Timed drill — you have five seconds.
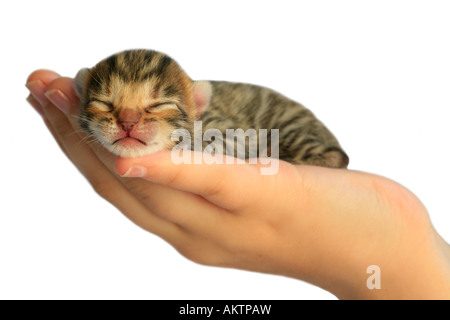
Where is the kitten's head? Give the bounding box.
[74,49,211,157]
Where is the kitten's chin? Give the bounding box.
[108,141,166,158]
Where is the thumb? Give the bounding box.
[115,150,263,210]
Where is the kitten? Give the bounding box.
[74,49,349,168]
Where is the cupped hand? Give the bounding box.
[26,70,450,299]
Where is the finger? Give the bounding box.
[28,71,191,247]
[26,69,61,85]
[115,151,264,211]
[41,77,218,231]
[44,77,117,173]
[43,78,236,235]
[25,71,69,158]
[26,94,45,118]
[44,77,79,115]
[42,77,232,230]
[41,99,116,192]
[25,70,61,106]
[103,180,188,245]
[43,115,70,160]
[41,99,183,242]
[123,176,232,236]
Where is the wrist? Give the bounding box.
[334,193,450,299]
[280,167,450,299]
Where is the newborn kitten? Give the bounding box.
[74,49,349,168]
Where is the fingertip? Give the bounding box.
[26,69,60,86]
[26,70,62,107]
[46,77,77,98]
[45,77,80,112]
[114,151,171,176]
[115,157,133,176]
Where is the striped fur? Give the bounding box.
[75,49,349,168]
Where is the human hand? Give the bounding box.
[26,70,450,299]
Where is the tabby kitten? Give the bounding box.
[74,49,349,168]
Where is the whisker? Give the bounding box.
[88,69,103,89]
[78,134,100,147]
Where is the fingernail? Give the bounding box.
[26,94,45,117]
[25,80,47,106]
[121,166,147,178]
[45,89,71,113]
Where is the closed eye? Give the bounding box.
[88,100,114,112]
[145,102,179,113]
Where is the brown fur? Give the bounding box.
[75,49,349,168]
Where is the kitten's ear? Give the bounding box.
[192,81,212,117]
[74,68,90,99]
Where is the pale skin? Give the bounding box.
[26,70,450,299]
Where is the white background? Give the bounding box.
[1,0,449,299]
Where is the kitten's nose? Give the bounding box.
[117,108,141,132]
[119,121,137,132]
